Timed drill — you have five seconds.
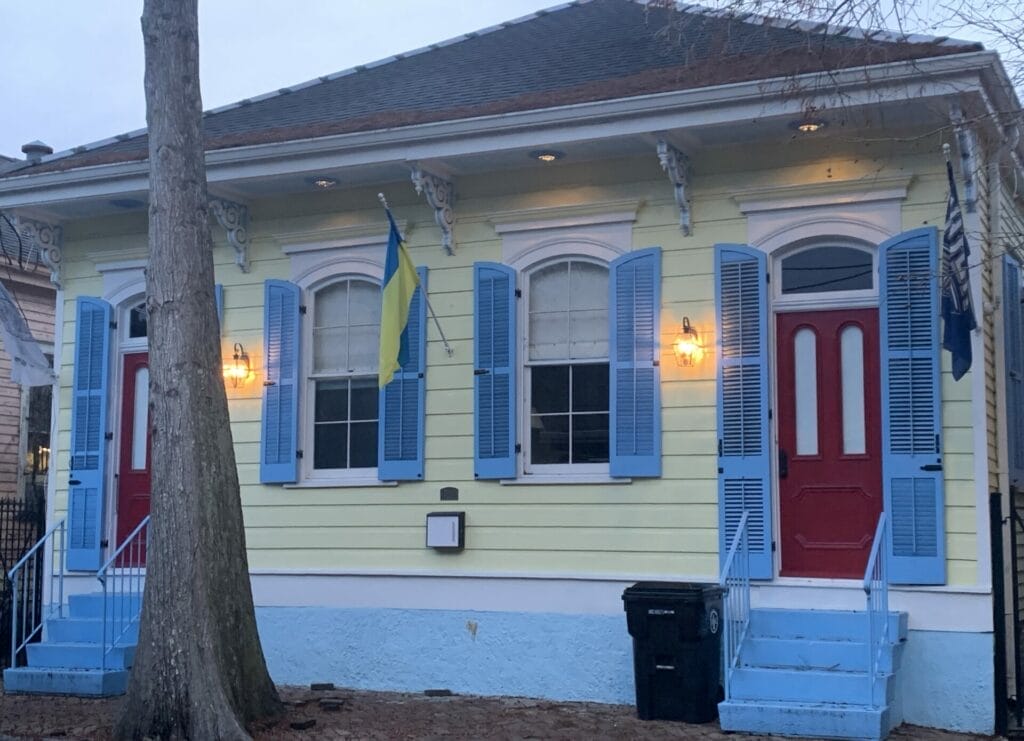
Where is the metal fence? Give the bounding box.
[0,493,45,668]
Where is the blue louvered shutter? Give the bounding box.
[261,279,301,483]
[379,267,428,480]
[880,228,945,585]
[715,245,772,579]
[68,298,113,571]
[474,262,516,479]
[610,248,661,477]
[1004,257,1024,489]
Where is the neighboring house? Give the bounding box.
[1,0,1023,737]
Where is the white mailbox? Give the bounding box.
[426,511,465,551]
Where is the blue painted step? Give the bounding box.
[749,608,907,642]
[719,699,891,741]
[26,642,136,670]
[741,637,903,673]
[2,666,129,696]
[68,593,143,619]
[730,667,893,705]
[47,616,139,644]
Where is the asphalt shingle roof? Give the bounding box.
[7,0,980,176]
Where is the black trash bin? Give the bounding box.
[622,581,724,723]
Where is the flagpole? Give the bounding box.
[378,193,455,358]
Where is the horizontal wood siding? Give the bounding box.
[50,151,980,584]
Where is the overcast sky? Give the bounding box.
[0,0,557,159]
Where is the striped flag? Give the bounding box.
[941,159,977,381]
[378,208,420,388]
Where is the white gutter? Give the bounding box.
[0,50,1004,209]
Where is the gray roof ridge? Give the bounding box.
[31,0,592,167]
[636,0,977,49]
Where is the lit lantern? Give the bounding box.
[224,342,252,388]
[673,317,703,367]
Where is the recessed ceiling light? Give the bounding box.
[789,119,827,133]
[309,175,338,189]
[530,149,565,162]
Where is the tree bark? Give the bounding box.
[115,1,281,738]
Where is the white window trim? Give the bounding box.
[292,248,387,486]
[494,215,629,482]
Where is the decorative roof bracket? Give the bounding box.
[410,166,456,255]
[11,215,63,288]
[209,198,251,272]
[657,140,691,236]
[949,104,977,214]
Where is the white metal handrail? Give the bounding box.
[863,511,889,708]
[8,518,65,668]
[719,510,750,701]
[96,515,149,670]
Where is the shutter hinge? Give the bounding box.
[935,434,941,454]
[768,409,773,420]
[109,321,117,330]
[100,539,109,548]
[514,289,522,298]
[299,305,307,315]
[718,439,723,457]
[515,443,522,454]
[296,450,304,459]
[418,372,424,379]
[104,432,113,441]
[474,368,489,376]
[765,273,771,284]
[771,541,777,552]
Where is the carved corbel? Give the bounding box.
[209,198,250,272]
[950,104,978,214]
[12,216,63,288]
[410,167,456,255]
[657,140,691,235]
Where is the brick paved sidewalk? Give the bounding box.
[0,683,999,740]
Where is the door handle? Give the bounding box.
[778,449,788,479]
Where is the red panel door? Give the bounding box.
[117,352,150,565]
[777,309,882,578]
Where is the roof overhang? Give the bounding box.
[0,50,1016,218]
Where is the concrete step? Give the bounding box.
[26,641,135,670]
[729,667,893,706]
[749,608,907,642]
[2,666,129,696]
[67,593,143,620]
[719,698,892,740]
[47,617,139,644]
[741,637,903,673]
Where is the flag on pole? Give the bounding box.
[0,280,53,387]
[378,207,420,388]
[941,158,977,381]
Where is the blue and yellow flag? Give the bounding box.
[378,209,420,388]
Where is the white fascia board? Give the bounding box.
[0,51,1000,210]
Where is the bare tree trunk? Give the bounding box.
[115,1,281,738]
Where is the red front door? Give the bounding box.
[777,309,883,578]
[117,352,150,563]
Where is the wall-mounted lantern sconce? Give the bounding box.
[673,317,703,367]
[224,342,253,388]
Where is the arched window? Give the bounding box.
[780,245,874,295]
[308,278,381,472]
[525,258,609,468]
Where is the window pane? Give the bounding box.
[570,262,608,311]
[314,423,348,469]
[131,367,149,470]
[572,413,609,463]
[349,421,378,467]
[570,309,608,358]
[531,365,569,413]
[781,246,873,294]
[349,378,379,421]
[531,414,569,464]
[315,380,349,422]
[794,328,819,456]
[313,279,382,373]
[347,281,382,373]
[530,262,569,312]
[841,326,867,455]
[572,364,609,412]
[129,302,147,338]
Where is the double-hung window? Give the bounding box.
[525,259,610,472]
[308,278,380,476]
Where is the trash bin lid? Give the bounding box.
[621,581,721,603]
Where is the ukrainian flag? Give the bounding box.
[378,209,421,388]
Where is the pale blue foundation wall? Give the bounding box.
[899,630,993,734]
[256,607,635,703]
[256,607,993,733]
